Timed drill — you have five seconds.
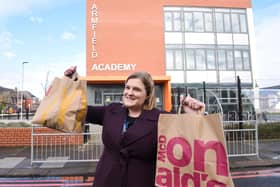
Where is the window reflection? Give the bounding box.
[207,50,215,69]
[215,13,223,32]
[231,14,240,33]
[164,7,247,34]
[173,12,182,31]
[186,50,195,69]
[243,51,250,70]
[218,50,226,70]
[234,50,243,70]
[175,50,183,69]
[239,14,247,33]
[193,12,204,32]
[164,12,172,31]
[184,12,193,31]
[196,49,206,70]
[204,13,213,32]
[227,50,234,70]
[166,50,174,69]
[224,14,231,32]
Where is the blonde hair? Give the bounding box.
[125,71,156,110]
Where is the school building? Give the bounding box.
[85,0,256,117]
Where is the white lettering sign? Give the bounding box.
[91,64,137,71]
[91,2,98,58]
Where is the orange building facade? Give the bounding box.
[86,0,254,113]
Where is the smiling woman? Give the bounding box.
[64,66,205,187]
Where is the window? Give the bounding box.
[193,12,204,32]
[229,90,237,103]
[94,90,102,104]
[184,10,213,32]
[174,50,183,69]
[185,49,216,70]
[224,14,231,32]
[166,7,248,33]
[226,50,234,70]
[243,51,250,70]
[239,14,247,33]
[168,47,250,71]
[184,12,193,31]
[218,50,226,70]
[221,90,228,103]
[174,12,182,31]
[196,49,206,70]
[164,7,251,73]
[166,49,183,70]
[186,50,195,69]
[206,50,216,69]
[164,12,172,31]
[164,11,182,31]
[215,13,224,32]
[166,50,174,69]
[231,14,240,33]
[234,50,243,70]
[214,9,247,33]
[204,13,213,32]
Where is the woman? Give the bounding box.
[65,66,205,187]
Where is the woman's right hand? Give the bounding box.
[64,66,77,79]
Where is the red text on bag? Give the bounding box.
[156,135,229,187]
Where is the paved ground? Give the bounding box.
[0,140,279,177]
[0,146,97,177]
[229,140,280,171]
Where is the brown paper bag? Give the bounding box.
[31,76,87,133]
[155,113,234,187]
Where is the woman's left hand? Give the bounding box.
[180,94,205,115]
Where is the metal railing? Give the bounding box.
[31,120,259,165]
[31,124,103,165]
[224,120,258,158]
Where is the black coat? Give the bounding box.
[86,103,160,187]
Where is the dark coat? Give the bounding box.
[86,103,160,187]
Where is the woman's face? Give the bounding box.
[123,78,147,111]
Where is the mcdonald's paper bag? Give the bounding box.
[32,76,87,133]
[155,113,234,187]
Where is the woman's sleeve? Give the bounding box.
[85,105,106,125]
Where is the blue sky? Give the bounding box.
[0,0,279,99]
[0,0,86,99]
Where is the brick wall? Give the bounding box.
[0,127,83,147]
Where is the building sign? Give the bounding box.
[91,63,137,71]
[91,2,98,58]
[86,0,166,76]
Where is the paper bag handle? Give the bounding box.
[177,101,182,114]
[64,72,79,81]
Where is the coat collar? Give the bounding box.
[118,107,160,147]
[107,103,160,147]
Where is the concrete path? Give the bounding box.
[0,140,279,177]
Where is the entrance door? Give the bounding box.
[88,84,164,109]
[103,92,123,105]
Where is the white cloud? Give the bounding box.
[29,16,43,24]
[0,0,49,17]
[61,32,76,41]
[0,31,13,50]
[0,32,20,59]
[0,0,80,17]
[2,51,16,58]
[254,3,280,87]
